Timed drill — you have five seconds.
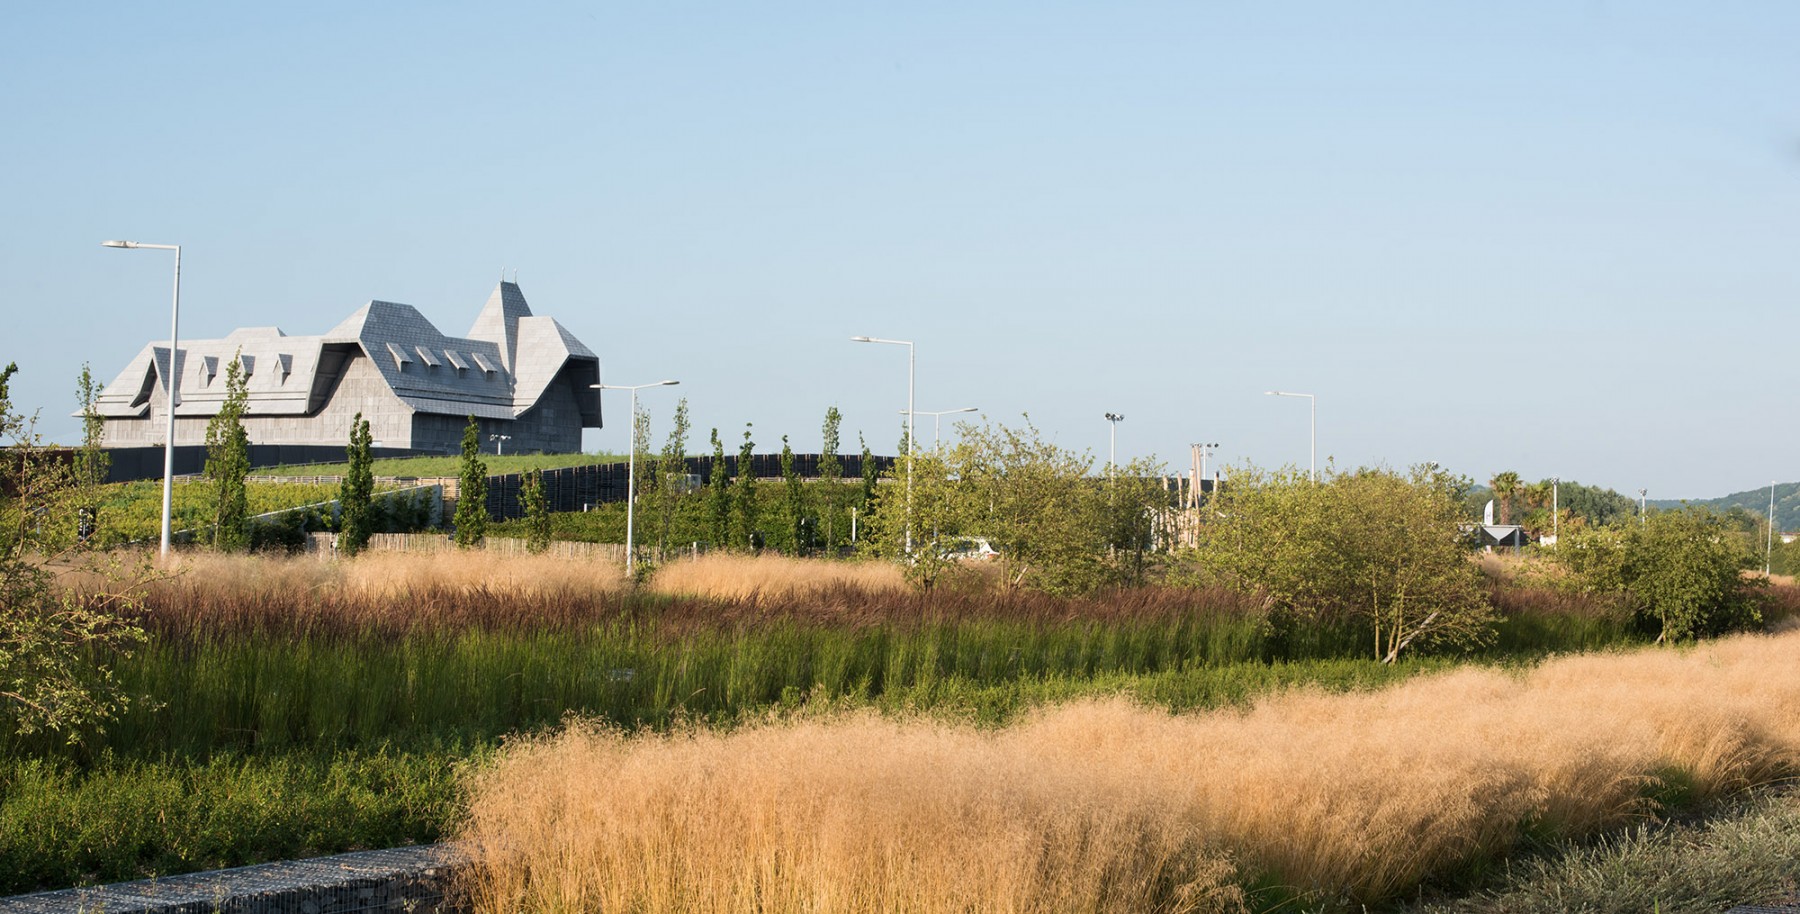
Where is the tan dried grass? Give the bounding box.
[647,553,907,602]
[131,551,629,634]
[460,629,1800,911]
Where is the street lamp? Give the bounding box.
[900,407,977,450]
[1103,413,1124,472]
[1551,476,1560,545]
[488,434,511,455]
[1638,488,1648,526]
[1265,391,1317,483]
[102,240,181,559]
[591,380,679,574]
[852,336,914,551]
[1769,480,1778,576]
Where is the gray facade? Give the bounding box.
[91,282,601,454]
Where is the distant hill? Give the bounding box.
[1650,482,1800,532]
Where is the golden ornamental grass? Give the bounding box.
[460,629,1800,912]
[647,553,908,602]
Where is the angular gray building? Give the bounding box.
[92,281,601,454]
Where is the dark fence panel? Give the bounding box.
[101,445,421,483]
[485,454,896,520]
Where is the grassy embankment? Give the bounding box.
[4,551,1791,904]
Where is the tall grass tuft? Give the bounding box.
[459,627,1800,912]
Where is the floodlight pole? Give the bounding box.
[1639,489,1648,526]
[102,240,181,559]
[1265,390,1316,482]
[852,336,914,551]
[1104,413,1124,473]
[488,434,511,456]
[592,380,679,575]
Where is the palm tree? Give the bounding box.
[1489,471,1523,525]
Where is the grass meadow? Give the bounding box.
[5,550,1796,909]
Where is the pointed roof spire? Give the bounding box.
[466,281,533,372]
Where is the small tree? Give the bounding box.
[337,413,375,555]
[818,407,845,554]
[1186,464,1494,662]
[521,468,551,554]
[454,416,488,547]
[204,352,252,551]
[733,424,758,550]
[1558,507,1763,641]
[707,428,730,548]
[73,363,108,544]
[0,362,147,740]
[653,399,691,559]
[779,435,808,554]
[1488,470,1522,525]
[858,432,879,520]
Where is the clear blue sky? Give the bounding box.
[3,2,1795,500]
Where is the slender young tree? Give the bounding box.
[521,467,551,554]
[204,352,252,551]
[733,423,758,550]
[630,403,654,555]
[859,432,879,521]
[73,363,108,543]
[707,428,730,547]
[337,412,375,555]
[653,398,691,559]
[780,434,807,554]
[818,407,844,554]
[454,416,488,547]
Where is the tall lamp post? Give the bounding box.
[591,380,678,575]
[1264,390,1317,482]
[852,336,914,551]
[902,407,977,450]
[1103,413,1125,472]
[1638,488,1648,526]
[488,434,511,455]
[102,240,181,559]
[1770,481,1778,576]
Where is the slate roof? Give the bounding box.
[91,282,601,426]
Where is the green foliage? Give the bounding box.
[72,364,107,541]
[779,435,809,554]
[1181,464,1495,662]
[453,416,488,548]
[1557,507,1764,641]
[732,423,758,550]
[859,432,878,517]
[0,362,147,741]
[1488,470,1522,525]
[521,469,550,554]
[652,399,692,559]
[707,428,730,547]
[0,750,460,894]
[863,417,1169,594]
[202,354,251,551]
[336,414,375,556]
[818,407,846,553]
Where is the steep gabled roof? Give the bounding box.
[90,282,602,426]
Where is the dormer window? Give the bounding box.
[198,355,219,386]
[415,346,442,370]
[276,354,293,384]
[386,342,413,370]
[443,350,468,374]
[237,354,256,377]
[470,352,497,376]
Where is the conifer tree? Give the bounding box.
[204,352,251,551]
[454,416,488,547]
[337,412,375,555]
